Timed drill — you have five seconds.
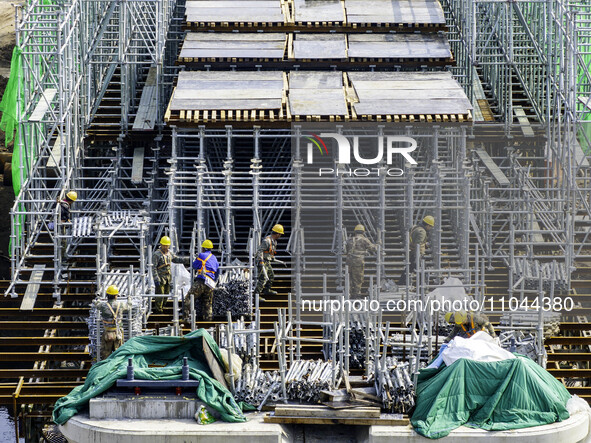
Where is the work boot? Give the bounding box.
[262,289,277,296]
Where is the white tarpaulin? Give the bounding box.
[172,263,191,295]
[442,331,516,366]
[426,277,472,311]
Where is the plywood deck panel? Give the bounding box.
[293,34,347,59]
[185,0,285,24]
[169,71,285,113]
[293,0,345,23]
[344,0,445,25]
[180,33,286,60]
[289,71,347,116]
[348,71,472,116]
[347,33,451,59]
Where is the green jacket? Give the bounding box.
[346,233,377,260]
[410,225,428,256]
[445,312,496,343]
[256,235,277,263]
[97,299,127,331]
[152,248,189,283]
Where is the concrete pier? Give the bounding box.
[60,410,590,443]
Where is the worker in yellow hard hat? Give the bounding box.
[444,310,496,343]
[255,224,286,299]
[184,239,220,322]
[96,285,126,360]
[345,224,378,298]
[57,190,78,260]
[397,215,435,285]
[152,235,190,314]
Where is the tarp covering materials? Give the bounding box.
[411,337,572,439]
[53,329,247,425]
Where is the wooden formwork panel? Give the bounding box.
[165,71,473,125]
[344,0,446,27]
[185,0,289,27]
[292,0,346,26]
[347,33,452,61]
[179,33,288,62]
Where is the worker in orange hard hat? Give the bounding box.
[255,224,286,299]
[152,235,190,314]
[397,215,434,286]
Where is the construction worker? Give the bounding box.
[255,224,286,298]
[444,310,496,343]
[184,239,220,322]
[97,285,126,360]
[152,236,190,314]
[346,224,378,298]
[57,191,77,259]
[59,191,77,222]
[397,215,435,285]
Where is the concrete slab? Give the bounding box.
[90,395,200,419]
[367,411,589,443]
[60,412,291,443]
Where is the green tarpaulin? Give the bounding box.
[53,329,248,425]
[411,356,571,439]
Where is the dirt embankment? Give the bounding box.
[0,2,16,278]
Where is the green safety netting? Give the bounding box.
[53,329,250,426]
[0,47,25,254]
[411,356,571,439]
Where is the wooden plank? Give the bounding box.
[289,91,348,116]
[289,71,343,89]
[174,88,283,100]
[474,148,510,186]
[353,99,472,116]
[293,34,347,59]
[132,66,158,131]
[46,135,62,169]
[20,265,45,311]
[170,98,283,111]
[178,71,284,81]
[513,106,535,137]
[347,71,452,81]
[348,34,451,59]
[185,33,286,42]
[264,413,408,426]
[274,406,380,418]
[131,148,144,185]
[202,335,229,389]
[29,88,57,122]
[293,0,344,23]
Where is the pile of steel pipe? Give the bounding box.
[193,279,250,317]
[374,357,415,414]
[499,311,560,338]
[234,363,282,408]
[99,211,143,229]
[72,216,94,237]
[514,258,568,291]
[218,318,256,363]
[498,331,546,361]
[284,359,341,403]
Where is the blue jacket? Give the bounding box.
[192,251,220,281]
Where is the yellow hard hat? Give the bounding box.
[66,191,77,202]
[106,285,119,296]
[423,215,435,227]
[453,310,467,325]
[201,239,213,249]
[444,312,453,323]
[354,224,365,232]
[160,236,171,246]
[272,224,284,235]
